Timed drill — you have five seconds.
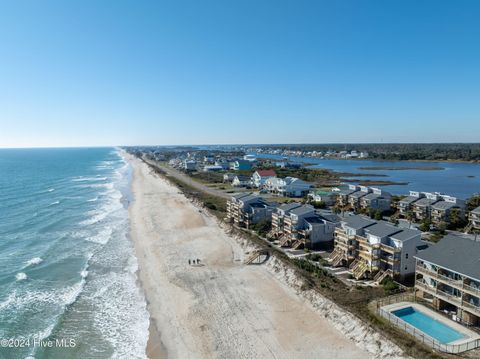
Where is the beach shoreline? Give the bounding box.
[126,154,374,359]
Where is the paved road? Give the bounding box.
[143,157,231,199]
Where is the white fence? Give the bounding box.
[375,294,480,354]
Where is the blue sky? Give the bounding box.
[0,0,479,147]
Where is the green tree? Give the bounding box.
[419,219,432,232]
[448,208,467,229]
[466,195,480,212]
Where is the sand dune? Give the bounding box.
[128,155,372,359]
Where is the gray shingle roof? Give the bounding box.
[472,206,480,215]
[338,189,355,196]
[362,193,381,201]
[415,235,480,280]
[278,202,302,212]
[289,205,315,217]
[431,201,460,211]
[414,198,438,207]
[399,196,421,205]
[342,215,375,230]
[317,212,341,224]
[364,222,402,238]
[390,228,421,242]
[349,191,369,199]
[304,215,324,225]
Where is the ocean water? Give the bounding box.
[0,148,149,359]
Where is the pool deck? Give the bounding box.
[382,301,480,345]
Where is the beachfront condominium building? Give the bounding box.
[251,169,277,188]
[331,215,422,281]
[336,185,359,207]
[347,186,372,209]
[269,202,303,238]
[264,176,313,197]
[411,192,442,221]
[415,235,480,326]
[430,195,465,225]
[226,193,276,229]
[398,191,424,217]
[279,205,340,249]
[468,206,480,232]
[359,188,392,212]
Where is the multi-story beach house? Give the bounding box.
[251,169,277,188]
[331,215,422,281]
[264,176,313,197]
[279,205,339,249]
[415,235,480,326]
[398,191,424,217]
[359,188,392,212]
[226,193,276,228]
[347,186,372,210]
[307,189,337,206]
[412,192,441,221]
[269,202,303,238]
[232,175,252,187]
[336,185,359,207]
[430,195,465,225]
[468,206,480,232]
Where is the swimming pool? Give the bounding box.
[393,307,465,344]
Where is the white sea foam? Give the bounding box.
[25,257,43,267]
[49,200,60,206]
[87,196,98,202]
[15,272,27,281]
[80,270,88,278]
[72,176,107,182]
[48,188,55,192]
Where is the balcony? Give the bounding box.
[381,243,401,254]
[416,281,436,296]
[463,283,480,298]
[461,300,480,316]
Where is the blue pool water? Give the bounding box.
[393,307,465,344]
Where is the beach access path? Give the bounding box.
[143,157,231,199]
[128,154,372,359]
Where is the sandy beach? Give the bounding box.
[128,155,372,359]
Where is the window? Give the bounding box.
[405,253,409,259]
[405,266,408,271]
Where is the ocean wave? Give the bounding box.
[49,200,60,206]
[87,196,98,202]
[84,227,114,245]
[75,182,114,189]
[16,272,27,281]
[25,257,43,268]
[72,176,107,182]
[0,280,85,313]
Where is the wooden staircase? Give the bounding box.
[351,259,369,280]
[330,247,345,267]
[464,222,473,234]
[374,269,393,284]
[291,239,304,250]
[244,249,269,265]
[279,235,292,247]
